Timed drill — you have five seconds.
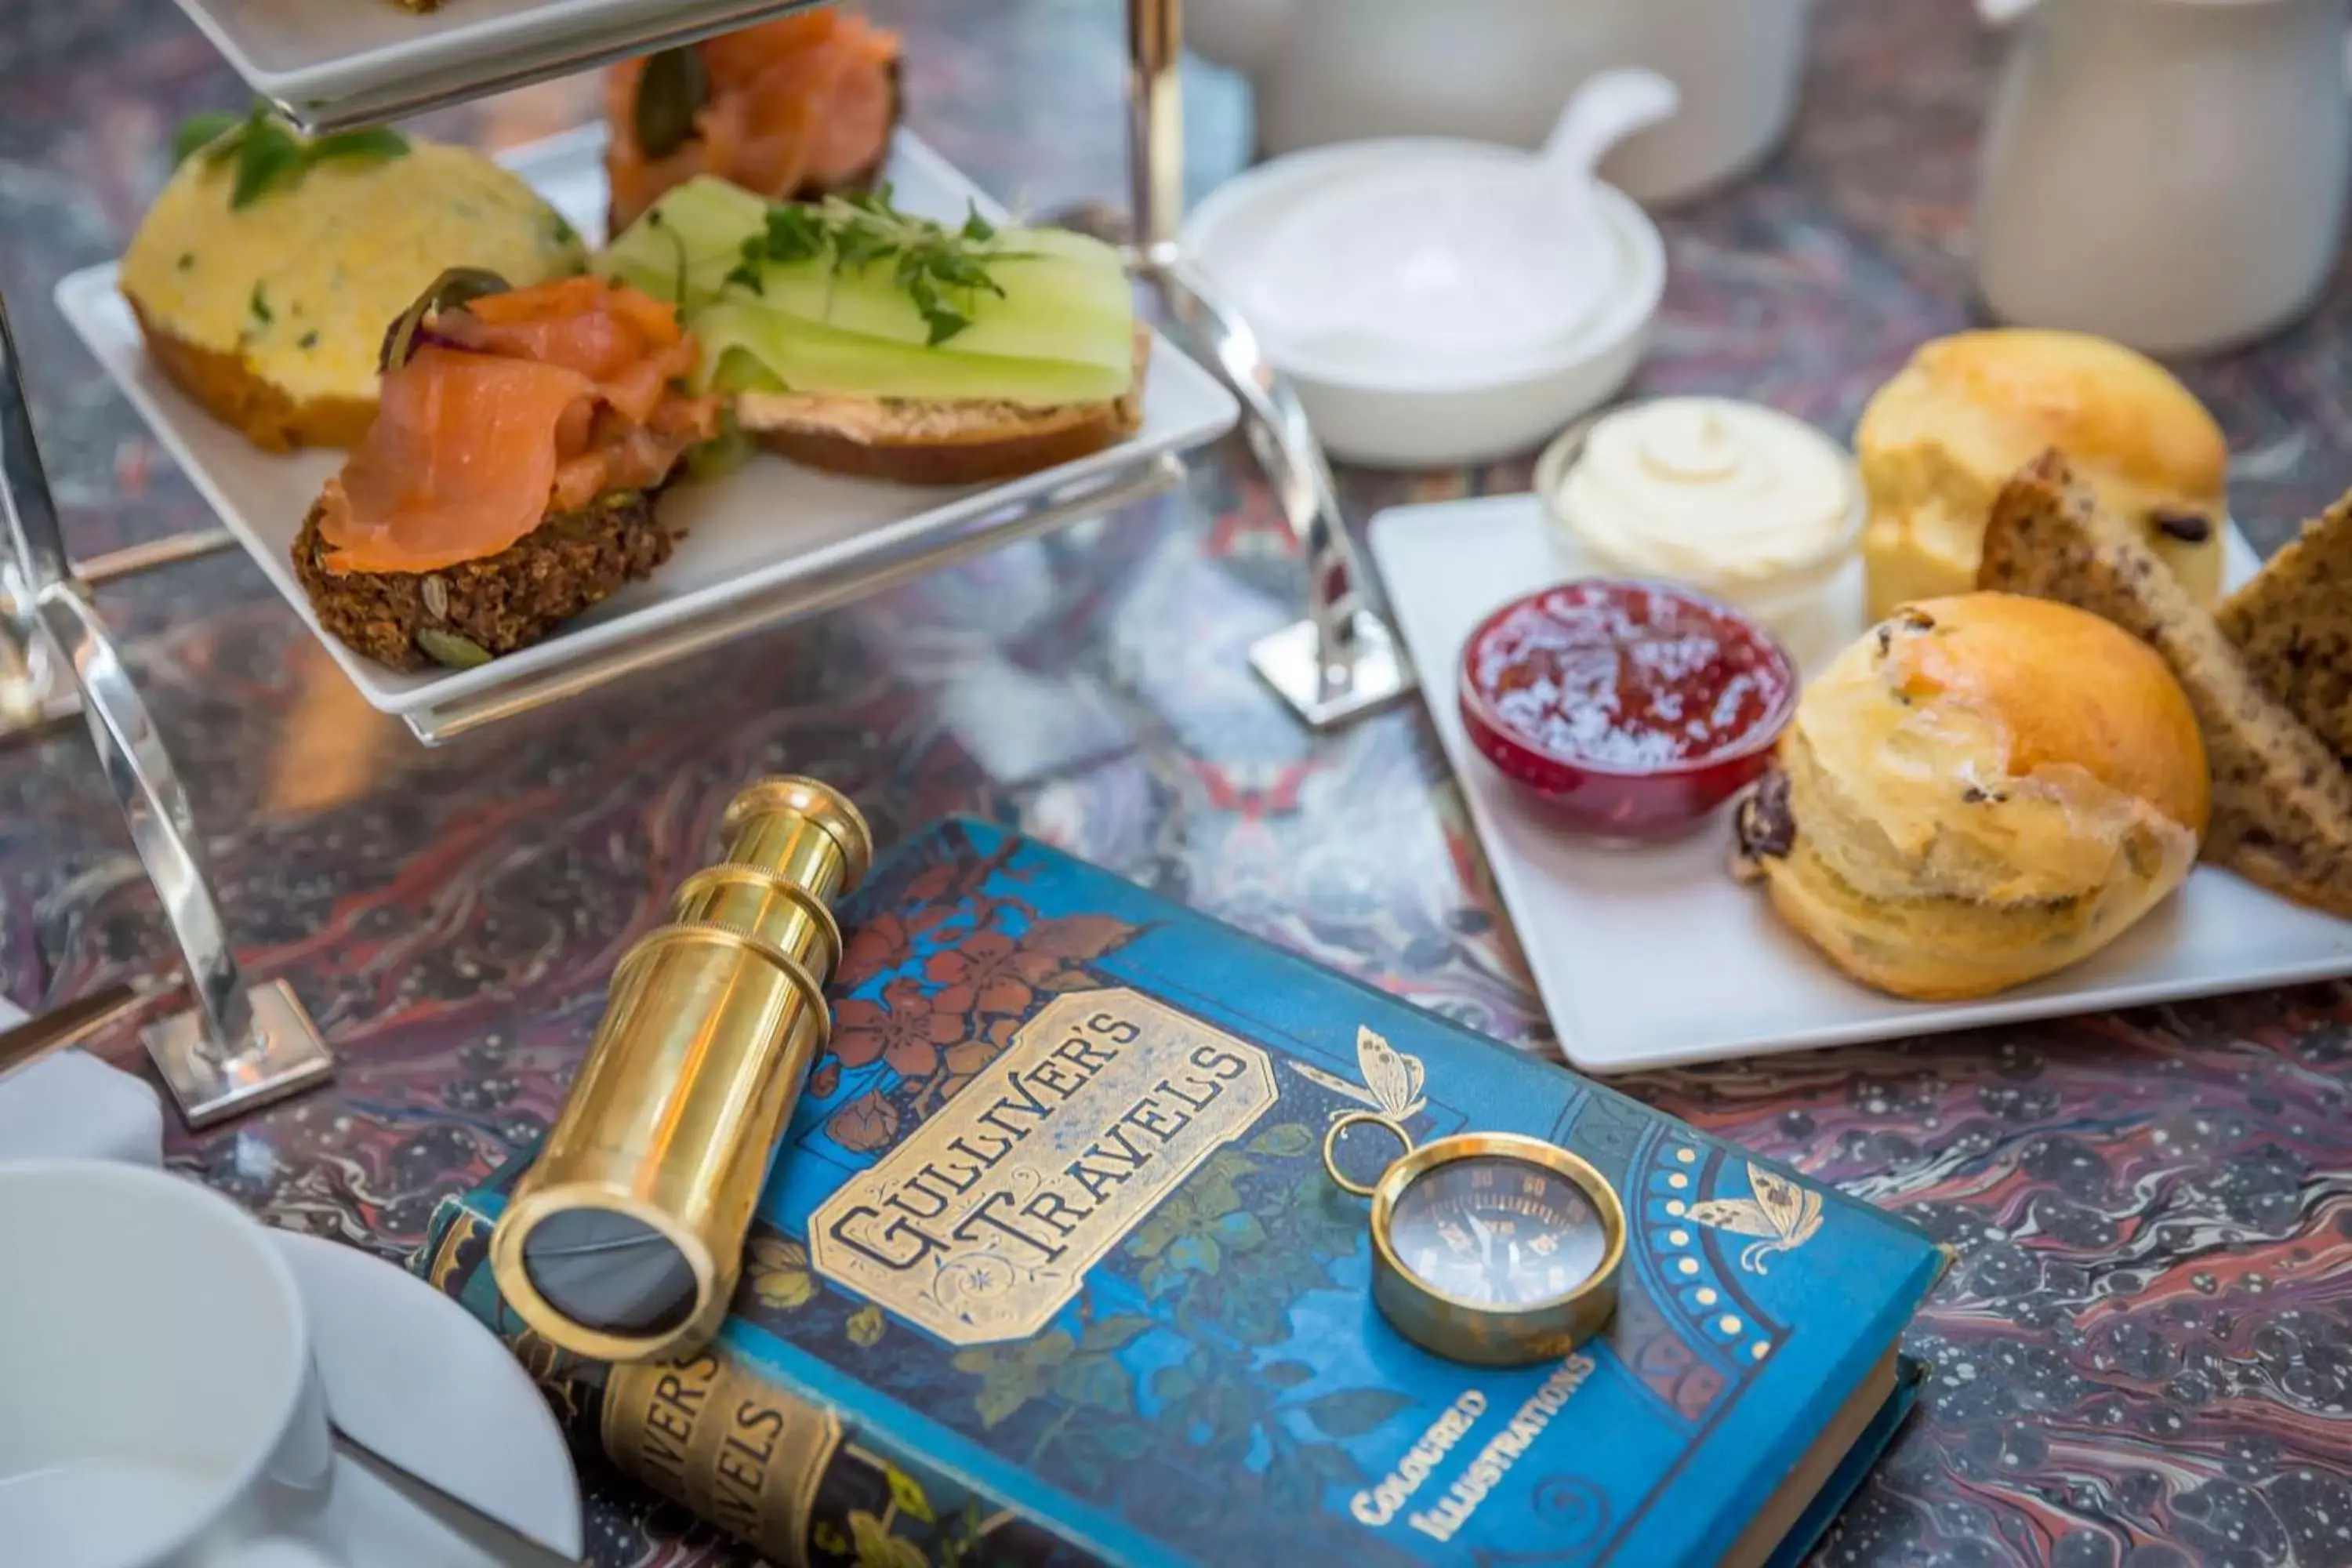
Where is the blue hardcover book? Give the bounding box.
[416,818,1941,1567]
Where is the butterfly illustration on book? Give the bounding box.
[1290,1025,1428,1122]
[1685,1163,1823,1275]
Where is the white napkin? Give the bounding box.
[0,997,166,1167]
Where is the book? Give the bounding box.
[414,818,1944,1567]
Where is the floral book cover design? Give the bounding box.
[416,819,1943,1568]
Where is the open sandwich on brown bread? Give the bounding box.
[735,325,1151,486]
[1977,450,2352,919]
[2216,488,2352,762]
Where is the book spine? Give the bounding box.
[413,1195,1097,1568]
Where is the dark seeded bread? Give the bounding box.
[1979,451,2352,918]
[2216,490,2352,761]
[291,490,670,672]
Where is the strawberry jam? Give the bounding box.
[1457,579,1797,838]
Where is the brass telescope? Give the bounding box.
[491,776,872,1363]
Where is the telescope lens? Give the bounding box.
[518,1208,699,1337]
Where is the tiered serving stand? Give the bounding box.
[0,0,1410,1127]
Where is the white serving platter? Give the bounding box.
[56,126,1239,724]
[1369,492,2352,1074]
[171,0,826,131]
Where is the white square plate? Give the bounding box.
[172,0,822,125]
[55,126,1239,719]
[1369,493,2352,1074]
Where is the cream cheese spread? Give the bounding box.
[1552,397,1859,590]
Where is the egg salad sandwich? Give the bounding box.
[291,274,719,671]
[598,176,1145,485]
[121,106,587,452]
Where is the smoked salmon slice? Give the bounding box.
[316,279,717,575]
[605,10,902,231]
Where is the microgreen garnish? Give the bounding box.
[172,112,240,168]
[248,283,272,326]
[170,102,409,210]
[723,188,1025,347]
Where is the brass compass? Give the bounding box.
[1323,1115,1626,1367]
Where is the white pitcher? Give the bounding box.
[1185,0,1811,206]
[1974,0,2351,356]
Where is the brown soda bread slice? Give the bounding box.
[1977,450,2352,918]
[2216,489,2352,762]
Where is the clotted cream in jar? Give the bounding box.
[1539,397,1863,610]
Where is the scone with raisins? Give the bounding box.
[1733,590,2209,1000]
[1858,328,2227,620]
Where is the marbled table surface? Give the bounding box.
[3,1,2350,1564]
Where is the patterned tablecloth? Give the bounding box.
[4,1,2350,1563]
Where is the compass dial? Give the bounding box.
[1387,1155,1610,1308]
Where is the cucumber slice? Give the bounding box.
[598,176,1138,401]
[728,237,1132,374]
[597,176,768,314]
[698,302,1130,407]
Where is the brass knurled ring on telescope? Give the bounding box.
[670,862,845,978]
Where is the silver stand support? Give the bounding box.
[0,288,330,1127]
[1125,0,1413,729]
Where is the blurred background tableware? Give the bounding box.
[271,1229,584,1566]
[1181,71,1671,467]
[0,1158,585,1566]
[1185,0,1813,205]
[0,1159,342,1567]
[1973,0,2352,354]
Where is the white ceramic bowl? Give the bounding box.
[1182,137,1666,470]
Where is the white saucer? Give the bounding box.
[271,1230,583,1563]
[0,1047,581,1564]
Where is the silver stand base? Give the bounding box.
[1250,610,1414,729]
[142,979,333,1130]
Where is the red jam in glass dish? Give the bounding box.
[1457,579,1798,838]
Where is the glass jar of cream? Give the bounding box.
[1536,397,1864,618]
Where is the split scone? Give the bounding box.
[1733,591,2209,1000]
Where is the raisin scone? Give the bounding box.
[1978,451,2352,919]
[1730,592,2206,1001]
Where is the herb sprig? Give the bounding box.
[172,102,409,211]
[723,187,1024,347]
